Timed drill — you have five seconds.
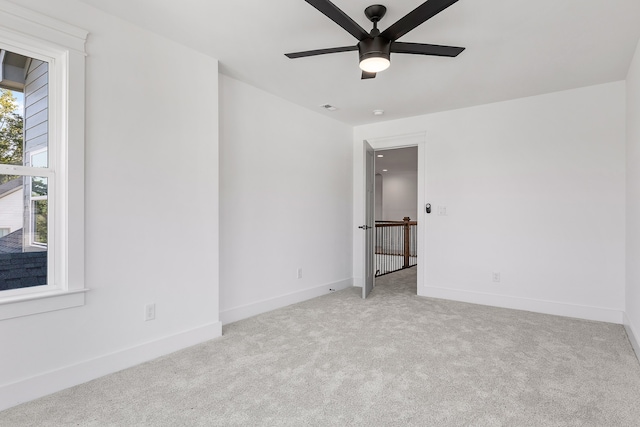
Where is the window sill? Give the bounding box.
[0,288,88,321]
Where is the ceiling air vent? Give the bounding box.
[319,104,337,111]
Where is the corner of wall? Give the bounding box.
[625,36,640,366]
[624,313,640,364]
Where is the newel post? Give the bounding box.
[403,217,411,268]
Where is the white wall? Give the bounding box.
[354,82,626,323]
[626,40,640,357]
[380,171,418,221]
[219,75,353,324]
[375,173,383,220]
[0,188,23,233]
[0,1,220,409]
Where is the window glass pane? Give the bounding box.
[29,176,47,246]
[31,150,48,168]
[0,87,23,166]
[32,199,47,245]
[0,174,48,291]
[0,49,48,168]
[31,176,47,198]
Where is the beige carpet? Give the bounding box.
[2,268,640,426]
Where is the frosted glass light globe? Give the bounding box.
[359,57,390,73]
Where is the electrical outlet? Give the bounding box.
[297,268,303,279]
[492,272,501,283]
[145,303,156,321]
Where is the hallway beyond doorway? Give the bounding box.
[369,266,417,298]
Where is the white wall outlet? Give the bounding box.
[297,268,303,279]
[438,206,447,216]
[145,303,156,321]
[492,272,501,283]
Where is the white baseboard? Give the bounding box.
[220,278,353,325]
[0,321,222,411]
[420,286,624,324]
[624,313,640,364]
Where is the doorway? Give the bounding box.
[374,146,418,278]
[360,132,425,299]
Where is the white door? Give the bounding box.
[362,141,375,298]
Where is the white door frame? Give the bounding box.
[362,141,375,298]
[363,132,426,294]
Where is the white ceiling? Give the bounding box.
[375,147,417,175]
[78,0,640,126]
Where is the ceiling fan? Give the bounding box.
[285,0,465,79]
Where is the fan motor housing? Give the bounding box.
[358,37,391,63]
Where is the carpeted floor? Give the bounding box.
[2,268,640,426]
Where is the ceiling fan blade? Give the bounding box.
[361,71,377,79]
[285,45,358,59]
[305,0,370,41]
[381,0,460,42]
[391,42,464,57]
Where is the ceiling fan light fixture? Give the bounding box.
[285,1,466,79]
[359,56,390,73]
[358,37,391,73]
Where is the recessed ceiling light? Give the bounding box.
[377,154,384,158]
[382,169,388,172]
[373,109,384,116]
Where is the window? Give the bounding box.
[0,2,87,320]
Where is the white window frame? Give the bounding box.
[29,178,48,248]
[28,148,49,248]
[0,1,87,320]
